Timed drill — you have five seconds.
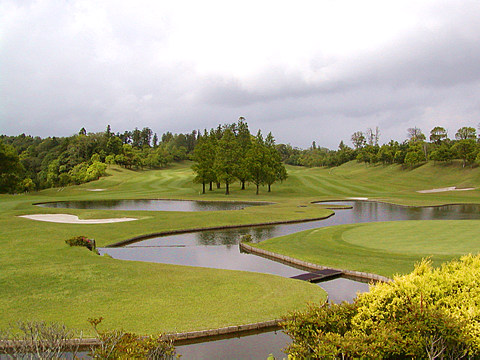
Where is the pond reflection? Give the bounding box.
[122,201,480,252]
[36,199,270,212]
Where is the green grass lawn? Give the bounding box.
[2,160,480,335]
[254,220,480,277]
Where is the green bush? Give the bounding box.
[240,234,253,243]
[282,255,480,359]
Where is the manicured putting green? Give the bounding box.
[255,220,480,277]
[343,220,480,256]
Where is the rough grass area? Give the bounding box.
[254,220,480,277]
[2,160,480,334]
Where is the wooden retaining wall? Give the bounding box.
[239,242,392,283]
[0,320,282,350]
[167,319,281,342]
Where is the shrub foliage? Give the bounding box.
[282,255,480,359]
[88,317,177,359]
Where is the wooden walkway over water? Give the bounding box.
[290,269,343,282]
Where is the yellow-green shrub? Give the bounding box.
[283,255,480,358]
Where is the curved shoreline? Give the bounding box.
[105,213,335,247]
[105,197,480,247]
[32,198,275,208]
[312,198,480,208]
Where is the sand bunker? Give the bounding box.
[348,197,369,200]
[417,187,476,194]
[19,214,137,224]
[85,189,106,191]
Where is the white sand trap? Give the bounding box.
[417,187,476,193]
[348,197,369,200]
[86,189,106,192]
[19,214,137,224]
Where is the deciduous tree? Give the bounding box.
[429,126,448,144]
[0,140,24,193]
[351,131,366,149]
[407,127,426,143]
[452,139,477,167]
[455,126,476,140]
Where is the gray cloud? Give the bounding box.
[1,0,480,148]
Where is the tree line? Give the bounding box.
[0,126,199,193]
[191,118,287,195]
[281,125,480,168]
[2,121,479,194]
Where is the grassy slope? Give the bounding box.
[2,160,480,334]
[1,163,332,336]
[286,160,480,205]
[253,160,480,277]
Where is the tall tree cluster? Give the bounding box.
[192,118,287,195]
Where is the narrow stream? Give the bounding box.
[98,200,480,359]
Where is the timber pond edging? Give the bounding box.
[166,319,281,342]
[239,242,392,283]
[0,320,283,351]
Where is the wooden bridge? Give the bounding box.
[290,269,343,282]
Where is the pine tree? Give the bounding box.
[264,132,287,192]
[234,117,252,190]
[214,128,239,195]
[192,130,216,194]
[246,131,268,195]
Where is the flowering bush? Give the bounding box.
[65,236,96,252]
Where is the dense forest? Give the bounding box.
[1,121,479,194]
[0,125,197,193]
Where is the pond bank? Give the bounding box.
[105,213,334,247]
[240,242,391,283]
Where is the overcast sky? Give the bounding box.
[1,0,480,148]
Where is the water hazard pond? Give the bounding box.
[36,199,270,212]
[97,200,480,359]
